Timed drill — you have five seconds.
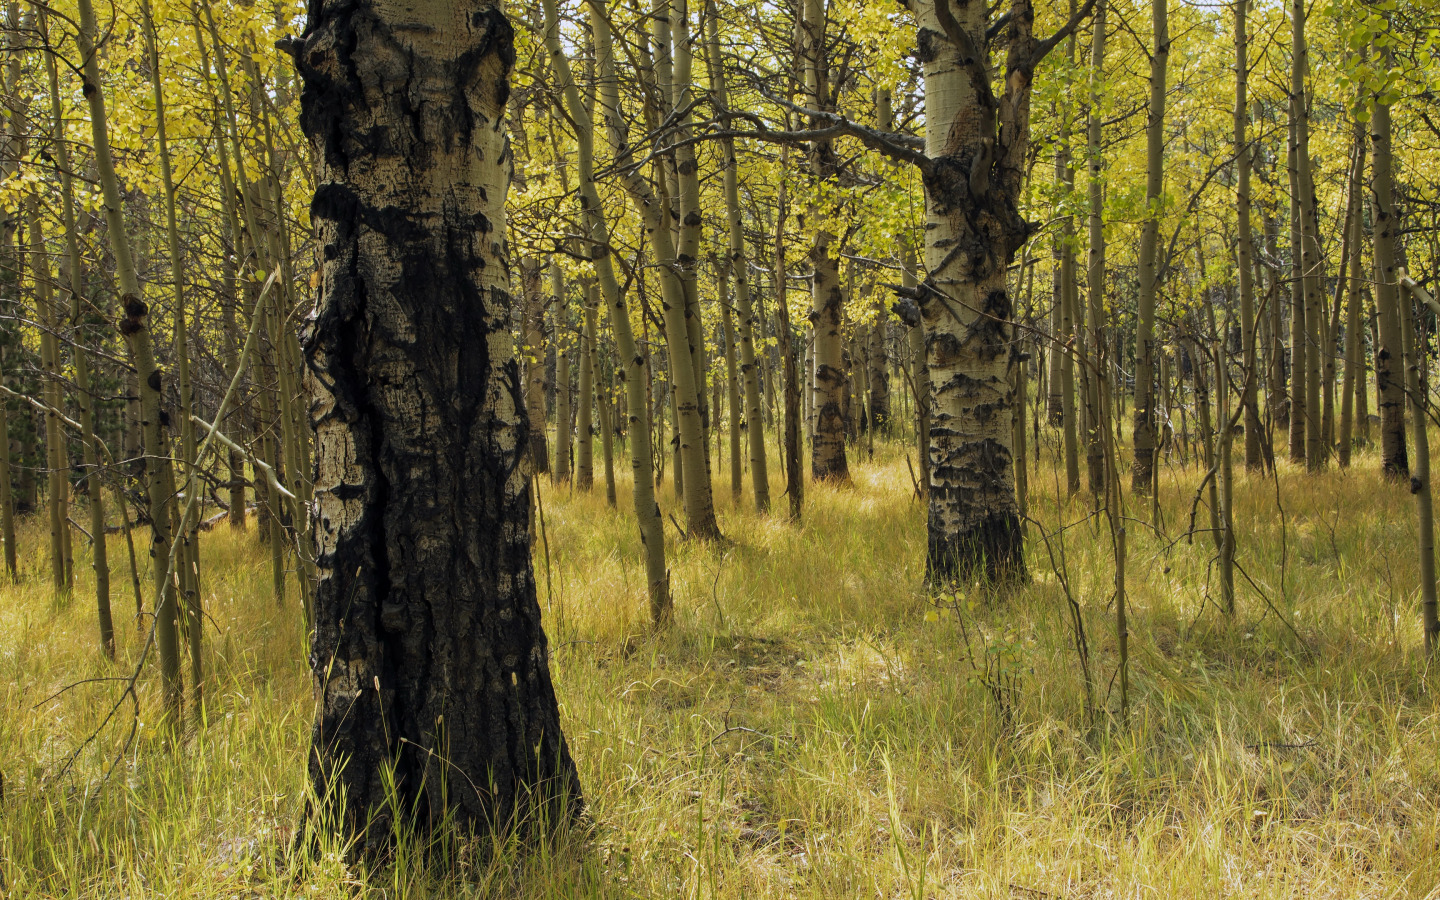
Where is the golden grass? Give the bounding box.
[3,434,1439,898]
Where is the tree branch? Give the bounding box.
[1034,0,1102,63]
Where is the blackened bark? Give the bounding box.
[297,0,580,854]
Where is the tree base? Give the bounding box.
[925,510,1027,586]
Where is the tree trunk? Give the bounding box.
[43,20,111,652]
[705,5,770,511]
[77,0,181,720]
[800,0,850,484]
[298,0,581,850]
[1291,0,1323,471]
[1084,0,1109,498]
[1339,125,1365,468]
[1132,0,1168,495]
[29,204,70,594]
[1234,0,1262,472]
[522,258,550,475]
[552,0,670,618]
[577,284,596,491]
[552,263,572,485]
[773,162,804,520]
[869,302,891,434]
[912,0,1032,580]
[1370,67,1406,479]
[1400,276,1439,654]
[1056,82,1079,497]
[1285,106,1307,466]
[719,268,743,499]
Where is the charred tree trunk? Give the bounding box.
[297,0,581,851]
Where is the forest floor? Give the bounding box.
[3,437,1439,898]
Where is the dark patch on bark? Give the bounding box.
[298,0,580,860]
[927,437,1025,584]
[926,506,1025,585]
[916,27,943,64]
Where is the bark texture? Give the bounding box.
[913,0,1036,581]
[297,0,580,851]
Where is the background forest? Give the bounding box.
[2,0,1440,895]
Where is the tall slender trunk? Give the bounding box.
[1339,125,1366,468]
[1132,0,1168,495]
[77,0,180,721]
[577,283,596,491]
[1084,0,1109,497]
[800,0,849,484]
[1370,62,1407,479]
[1286,106,1306,465]
[605,47,718,538]
[705,5,769,511]
[521,259,550,474]
[141,0,204,705]
[1234,0,1262,471]
[43,20,110,652]
[1057,61,1079,498]
[1400,276,1439,654]
[869,302,891,434]
[774,162,804,520]
[719,267,743,499]
[904,238,930,498]
[198,26,248,530]
[28,203,70,594]
[298,0,581,850]
[551,0,670,618]
[552,263,571,485]
[0,2,19,580]
[1291,0,1323,470]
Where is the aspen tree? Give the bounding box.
[546,0,671,619]
[41,13,111,654]
[1132,0,1167,496]
[1233,0,1262,472]
[1084,0,1109,497]
[704,3,770,511]
[553,263,572,485]
[76,0,182,721]
[297,0,582,849]
[577,282,596,491]
[602,0,718,539]
[1370,41,1406,480]
[1291,0,1323,471]
[1339,126,1366,468]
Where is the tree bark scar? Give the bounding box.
[298,0,580,857]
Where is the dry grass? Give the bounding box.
[3,433,1439,898]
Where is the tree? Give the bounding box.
[1132,0,1167,496]
[296,0,581,849]
[903,0,1095,580]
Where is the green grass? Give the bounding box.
[3,435,1439,897]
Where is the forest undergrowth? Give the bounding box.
[3,437,1438,898]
